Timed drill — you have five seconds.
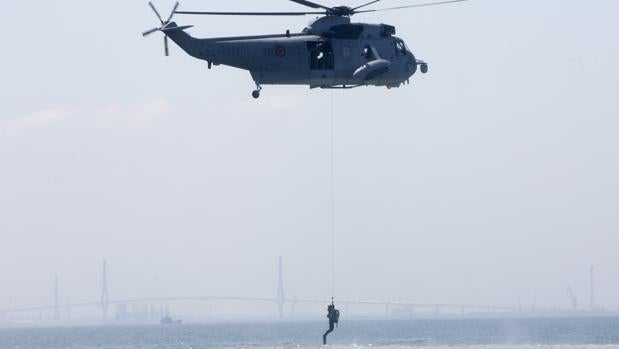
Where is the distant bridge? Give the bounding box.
[0,296,535,322]
[0,296,532,314]
[0,258,539,321]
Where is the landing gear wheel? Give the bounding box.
[420,64,429,74]
[252,83,263,99]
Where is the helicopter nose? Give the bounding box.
[408,61,418,75]
[407,54,418,75]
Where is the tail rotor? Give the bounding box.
[142,1,180,56]
[167,2,180,22]
[142,27,160,37]
[148,1,165,24]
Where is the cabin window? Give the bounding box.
[307,42,335,70]
[342,46,351,60]
[363,46,370,59]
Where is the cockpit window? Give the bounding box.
[394,37,408,55]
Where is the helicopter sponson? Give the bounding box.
[143,0,465,98]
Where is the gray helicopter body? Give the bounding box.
[165,16,422,90]
[144,0,464,97]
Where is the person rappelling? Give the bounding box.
[323,297,340,345]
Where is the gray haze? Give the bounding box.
[1,0,618,316]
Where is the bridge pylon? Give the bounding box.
[276,256,285,319]
[101,260,109,322]
[54,275,60,320]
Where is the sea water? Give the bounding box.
[0,317,618,349]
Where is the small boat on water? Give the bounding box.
[160,305,182,325]
[160,315,182,325]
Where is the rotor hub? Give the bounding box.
[328,6,355,16]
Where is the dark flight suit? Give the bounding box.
[323,305,336,345]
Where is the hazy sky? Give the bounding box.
[1,0,618,315]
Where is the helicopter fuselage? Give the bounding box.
[164,15,426,92]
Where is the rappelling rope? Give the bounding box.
[329,90,336,299]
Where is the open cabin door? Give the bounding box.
[307,41,336,82]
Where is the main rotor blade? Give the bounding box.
[164,36,169,56]
[355,0,467,13]
[142,27,160,37]
[353,0,381,11]
[167,1,180,22]
[288,0,332,10]
[148,1,164,24]
[175,10,325,16]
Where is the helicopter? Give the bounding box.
[143,0,467,98]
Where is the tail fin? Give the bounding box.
[161,24,194,33]
[162,22,200,58]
